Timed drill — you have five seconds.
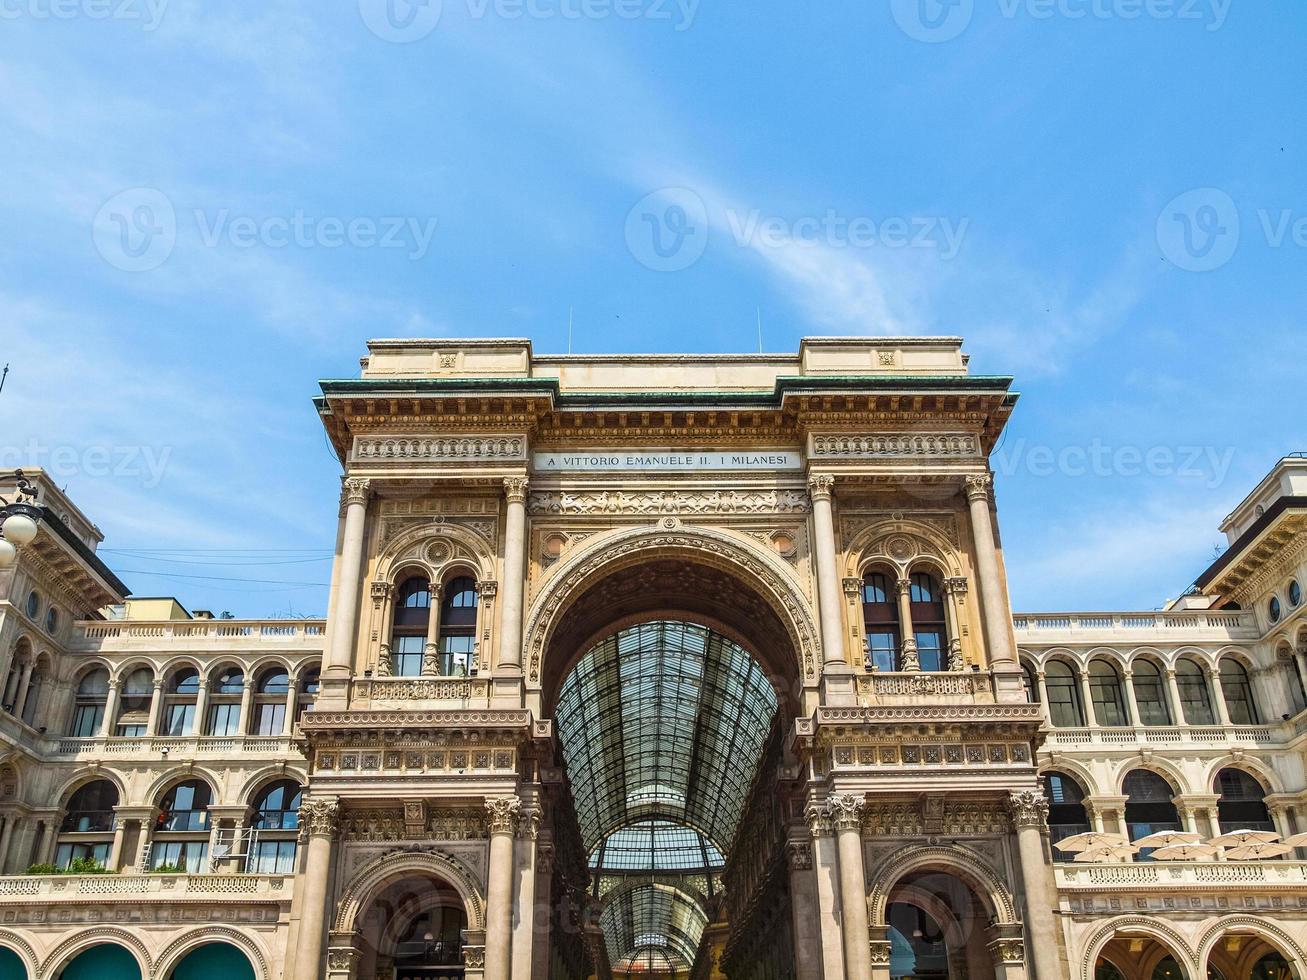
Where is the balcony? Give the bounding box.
[71,619,326,653]
[1042,724,1284,750]
[1012,610,1258,643]
[47,734,299,759]
[1055,860,1307,891]
[0,872,293,901]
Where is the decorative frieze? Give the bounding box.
[810,433,980,459]
[526,488,809,516]
[351,434,528,463]
[341,807,488,841]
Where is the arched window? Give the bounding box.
[162,668,201,736]
[247,779,302,874]
[1132,661,1172,726]
[1022,662,1039,704]
[390,576,432,677]
[862,569,900,672]
[1219,658,1259,724]
[152,780,212,871]
[1214,768,1275,834]
[1123,770,1181,858]
[116,667,154,737]
[1044,661,1084,727]
[70,668,110,737]
[908,571,946,672]
[20,661,43,728]
[56,780,119,870]
[438,576,478,675]
[295,666,320,726]
[252,667,290,736]
[1043,771,1090,856]
[1089,660,1129,727]
[1175,659,1216,725]
[205,667,244,736]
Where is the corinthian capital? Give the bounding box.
[503,477,530,504]
[1007,790,1049,829]
[340,477,372,511]
[298,799,342,841]
[485,796,522,835]
[825,793,865,832]
[807,474,835,501]
[804,802,833,838]
[963,474,993,503]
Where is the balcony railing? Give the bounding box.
[0,873,293,900]
[49,734,298,757]
[1042,724,1281,749]
[72,619,326,652]
[856,671,995,702]
[1055,861,1307,890]
[1013,610,1257,640]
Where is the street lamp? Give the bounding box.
[0,470,42,569]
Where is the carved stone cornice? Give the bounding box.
[962,474,993,503]
[298,799,341,841]
[810,432,981,460]
[486,796,522,836]
[504,477,530,504]
[352,434,527,464]
[1007,791,1049,830]
[825,793,865,832]
[807,474,835,501]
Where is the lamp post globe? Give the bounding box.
[0,538,15,569]
[0,512,38,547]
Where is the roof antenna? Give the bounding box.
[0,364,8,396]
[756,308,763,353]
[568,306,574,355]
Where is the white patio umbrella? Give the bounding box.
[1149,843,1220,861]
[1279,832,1307,848]
[1073,843,1137,863]
[1210,829,1281,847]
[1055,831,1129,854]
[1224,841,1294,860]
[1132,830,1202,849]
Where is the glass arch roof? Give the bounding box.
[555,620,779,853]
[590,820,724,874]
[599,882,709,972]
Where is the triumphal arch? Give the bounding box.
[284,335,1052,980]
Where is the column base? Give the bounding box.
[821,664,858,706]
[490,673,524,707]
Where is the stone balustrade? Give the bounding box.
[1012,610,1257,640]
[0,872,293,900]
[350,675,492,706]
[48,734,299,758]
[1055,860,1307,891]
[856,671,995,703]
[72,619,326,652]
[1043,724,1281,749]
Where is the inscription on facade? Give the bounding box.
[532,449,802,472]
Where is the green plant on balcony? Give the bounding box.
[23,863,59,875]
[148,862,186,874]
[65,857,111,874]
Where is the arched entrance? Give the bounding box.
[536,539,808,977]
[55,944,142,980]
[0,946,26,980]
[1081,921,1197,980]
[878,869,1011,980]
[1200,923,1306,980]
[167,943,256,980]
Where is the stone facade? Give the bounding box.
[0,342,1301,980]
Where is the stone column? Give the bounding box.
[786,839,823,980]
[289,798,340,980]
[805,805,846,980]
[108,809,128,870]
[1008,792,1059,980]
[423,584,444,676]
[963,475,1017,667]
[192,678,209,736]
[101,679,121,737]
[496,478,529,674]
[826,794,871,980]
[1121,670,1139,726]
[326,478,371,681]
[1209,667,1233,726]
[809,475,849,671]
[238,678,254,737]
[895,578,920,671]
[282,681,298,736]
[484,796,520,980]
[146,680,165,735]
[1077,669,1097,726]
[511,807,540,980]
[869,924,893,980]
[12,663,33,720]
[1164,668,1186,724]
[0,817,14,874]
[1035,671,1050,713]
[943,577,968,671]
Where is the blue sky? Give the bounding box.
[0,0,1302,617]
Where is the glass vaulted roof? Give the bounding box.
[556,620,779,853]
[600,883,709,972]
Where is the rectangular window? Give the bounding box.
[1046,679,1082,728]
[70,704,103,738]
[163,703,195,736]
[866,630,897,672]
[1133,675,1170,725]
[255,703,286,736]
[116,724,147,737]
[440,633,476,675]
[150,840,208,872]
[55,842,110,870]
[1090,676,1127,727]
[914,630,944,672]
[249,840,298,874]
[392,635,425,677]
[206,702,241,736]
